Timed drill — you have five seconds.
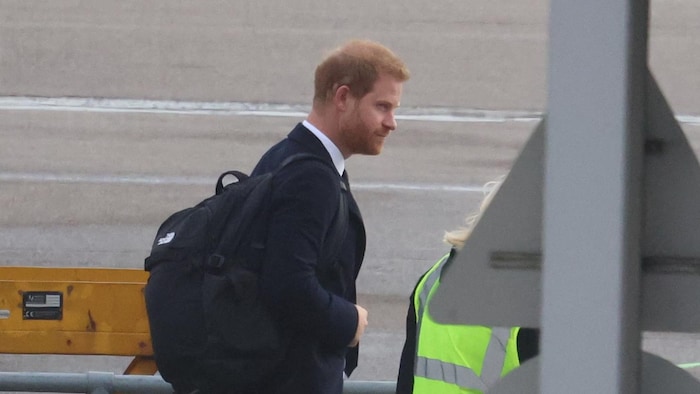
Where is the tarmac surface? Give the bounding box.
[2,0,700,388]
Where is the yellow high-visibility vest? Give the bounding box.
[412,253,521,394]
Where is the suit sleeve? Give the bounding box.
[259,161,358,349]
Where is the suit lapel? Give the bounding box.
[291,124,365,243]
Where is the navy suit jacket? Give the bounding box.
[251,123,366,394]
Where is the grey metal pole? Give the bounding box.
[0,372,395,394]
[543,0,649,393]
[0,372,173,393]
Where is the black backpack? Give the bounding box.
[143,153,348,393]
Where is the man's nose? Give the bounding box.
[384,113,397,131]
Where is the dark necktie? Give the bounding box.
[340,168,359,376]
[341,170,350,191]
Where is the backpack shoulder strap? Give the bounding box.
[208,152,348,274]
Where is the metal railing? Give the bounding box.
[0,372,396,393]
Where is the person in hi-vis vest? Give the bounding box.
[396,179,540,394]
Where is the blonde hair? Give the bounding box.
[444,178,503,250]
[313,39,410,103]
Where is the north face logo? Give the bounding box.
[157,232,175,245]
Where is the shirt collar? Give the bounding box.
[303,120,345,176]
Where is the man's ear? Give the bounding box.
[334,85,351,111]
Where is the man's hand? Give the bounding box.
[348,304,368,347]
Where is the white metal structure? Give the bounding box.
[430,0,700,392]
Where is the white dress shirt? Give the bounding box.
[303,120,345,176]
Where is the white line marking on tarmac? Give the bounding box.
[0,172,487,193]
[0,96,541,123]
[3,96,699,125]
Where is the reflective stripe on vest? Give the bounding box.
[413,252,519,392]
[416,254,450,329]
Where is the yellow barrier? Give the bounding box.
[0,266,156,375]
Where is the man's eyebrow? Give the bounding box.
[377,99,400,107]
